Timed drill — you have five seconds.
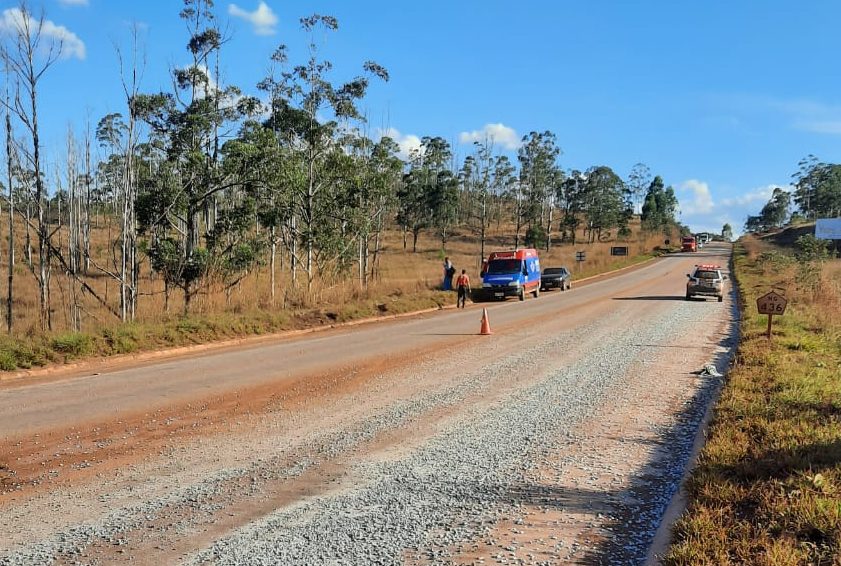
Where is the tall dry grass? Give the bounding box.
[0,214,676,369]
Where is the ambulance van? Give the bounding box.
[477,248,541,302]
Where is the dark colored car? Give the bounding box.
[540,267,571,291]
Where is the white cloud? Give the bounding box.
[458,123,521,150]
[377,127,422,159]
[675,181,794,236]
[228,1,278,36]
[719,184,790,208]
[0,8,85,60]
[758,96,841,136]
[58,0,89,6]
[678,179,714,215]
[794,120,841,135]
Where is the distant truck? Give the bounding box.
[477,248,541,301]
[681,236,697,252]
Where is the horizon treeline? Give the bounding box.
[744,155,841,233]
[0,0,685,333]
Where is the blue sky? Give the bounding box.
[4,0,841,235]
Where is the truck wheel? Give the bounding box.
[533,287,539,299]
[561,282,566,291]
[717,295,723,302]
[685,292,691,301]
[518,287,525,301]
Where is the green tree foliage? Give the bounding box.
[399,137,456,252]
[133,0,263,313]
[795,234,831,262]
[516,131,562,249]
[792,156,841,219]
[559,171,585,245]
[461,140,507,262]
[256,14,388,289]
[641,176,678,233]
[758,187,790,229]
[581,165,627,243]
[626,162,651,214]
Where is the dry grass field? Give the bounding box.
[0,214,673,370]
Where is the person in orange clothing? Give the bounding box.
[455,269,471,308]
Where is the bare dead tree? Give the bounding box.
[82,120,91,273]
[66,127,82,331]
[4,61,14,332]
[0,2,65,330]
[115,24,145,321]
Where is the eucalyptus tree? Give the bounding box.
[399,136,456,251]
[3,64,14,331]
[462,140,514,262]
[258,15,388,292]
[559,170,586,245]
[626,162,651,214]
[422,138,458,250]
[221,120,289,302]
[641,175,678,233]
[792,155,820,219]
[397,148,428,253]
[792,157,841,219]
[517,131,562,250]
[348,135,401,285]
[461,141,493,262]
[758,186,790,229]
[133,0,261,313]
[581,165,626,243]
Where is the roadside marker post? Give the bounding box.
[575,250,586,273]
[756,290,788,340]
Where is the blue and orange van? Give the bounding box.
[477,248,541,301]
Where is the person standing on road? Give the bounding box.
[443,257,455,291]
[455,269,471,308]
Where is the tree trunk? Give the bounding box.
[545,206,553,251]
[5,98,14,333]
[270,227,276,305]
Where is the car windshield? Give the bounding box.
[694,270,718,280]
[543,268,567,275]
[486,259,521,274]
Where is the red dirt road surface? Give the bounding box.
[0,244,737,565]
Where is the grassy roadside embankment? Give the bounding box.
[665,233,841,565]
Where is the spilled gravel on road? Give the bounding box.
[188,301,725,565]
[0,296,733,566]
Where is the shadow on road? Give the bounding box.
[412,333,479,337]
[613,295,686,301]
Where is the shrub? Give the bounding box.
[796,234,831,263]
[50,332,93,358]
[0,349,16,371]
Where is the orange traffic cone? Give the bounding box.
[479,308,492,335]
